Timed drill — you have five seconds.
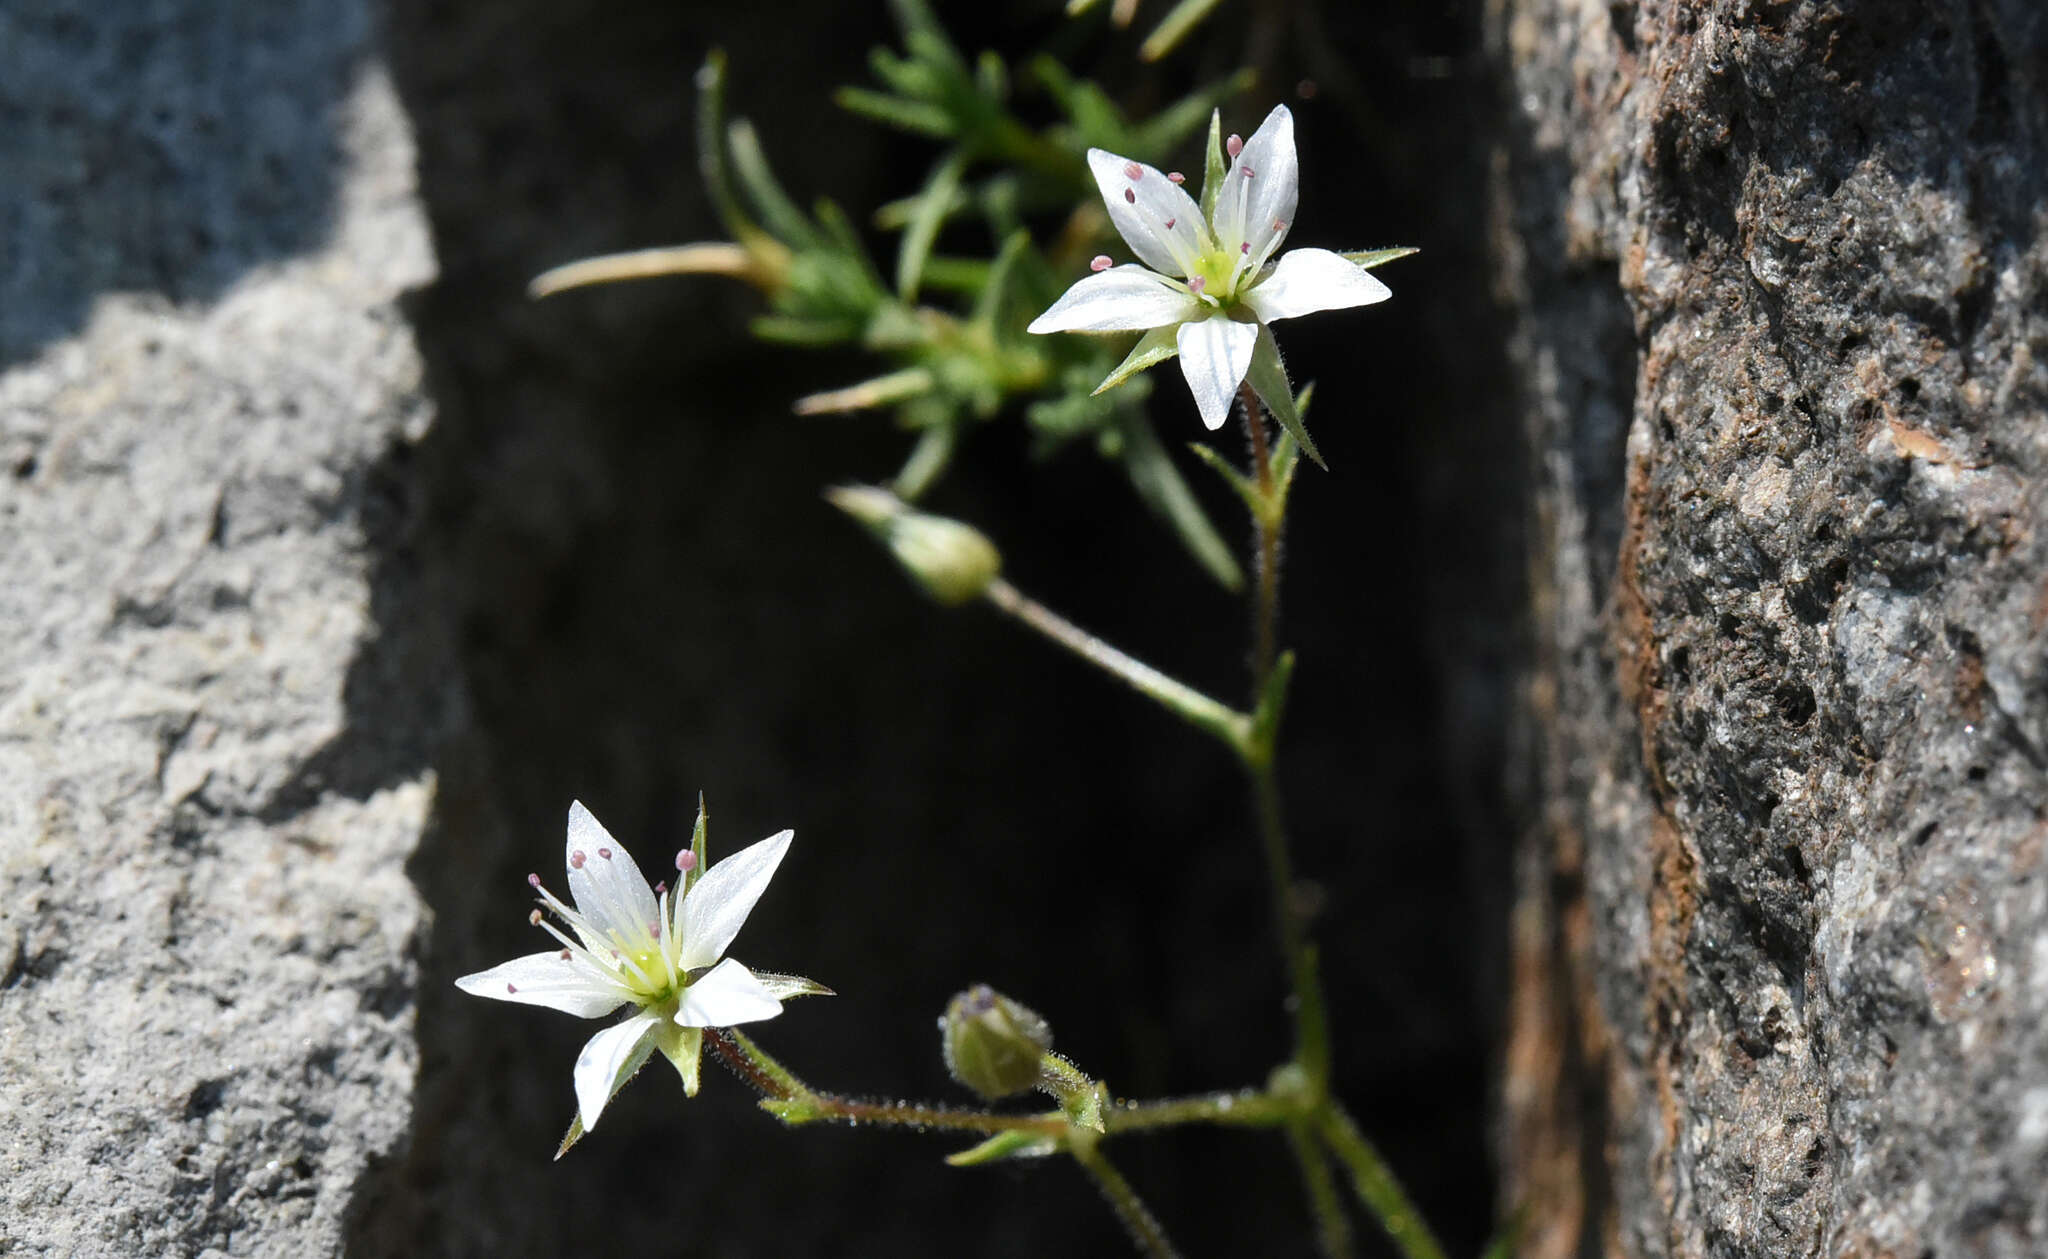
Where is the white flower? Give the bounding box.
[1026,104,1391,436]
[456,801,827,1133]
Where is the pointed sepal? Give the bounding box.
[1341,246,1420,270]
[1247,327,1325,470]
[1199,108,1226,224]
[1092,325,1181,396]
[553,1112,586,1161]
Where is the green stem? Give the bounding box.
[1069,1138,1183,1259]
[1319,1103,1449,1259]
[982,576,1251,752]
[1288,1117,1356,1259]
[708,1028,1066,1138]
[1238,382,1330,1092]
[1102,1088,1292,1134]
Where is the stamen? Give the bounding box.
[597,847,613,860]
[654,880,667,896]
[527,873,541,888]
[1273,219,1287,232]
[559,949,572,961]
[1123,188,1136,204]
[1090,255,1112,272]
[529,909,544,926]
[1123,161,1143,181]
[1226,134,1243,158]
[1240,166,1255,178]
[1167,171,1186,184]
[675,850,698,873]
[569,850,586,869]
[1241,241,1251,254]
[506,983,518,994]
[1189,276,1206,293]
[1164,218,1176,230]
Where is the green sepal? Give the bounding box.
[687,794,709,893]
[1248,327,1325,470]
[1199,108,1226,223]
[835,87,953,138]
[553,1112,585,1161]
[892,422,958,502]
[1341,246,1420,270]
[695,51,752,238]
[1092,325,1180,396]
[946,1129,1062,1166]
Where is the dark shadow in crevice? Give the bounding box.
[348,1,1516,1254]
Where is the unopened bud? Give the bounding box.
[826,485,1001,606]
[941,984,1053,1101]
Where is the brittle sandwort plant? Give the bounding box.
[461,5,1494,1256]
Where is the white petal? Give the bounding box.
[1027,266,1200,334]
[1214,106,1299,271]
[679,829,792,970]
[565,801,661,951]
[573,1011,661,1130]
[676,958,785,1027]
[1175,315,1258,431]
[1241,248,1392,324]
[455,951,633,1018]
[1086,149,1210,276]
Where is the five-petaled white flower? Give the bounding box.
[1027,104,1391,437]
[456,801,827,1133]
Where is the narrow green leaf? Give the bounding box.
[1118,412,1245,591]
[750,314,861,346]
[975,50,1007,101]
[1140,0,1228,62]
[892,423,959,501]
[836,87,954,137]
[1199,109,1226,223]
[972,229,1031,327]
[726,120,820,248]
[1248,650,1297,763]
[1341,246,1421,270]
[1248,327,1326,470]
[1129,68,1255,157]
[1188,442,1265,519]
[1092,325,1180,396]
[695,51,752,237]
[897,150,970,300]
[946,1129,1061,1166]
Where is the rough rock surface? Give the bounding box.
[0,4,438,1255]
[1490,1,2048,1256]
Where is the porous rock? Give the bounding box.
[1490,2,2048,1256]
[0,3,437,1254]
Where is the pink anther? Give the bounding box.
[597,847,612,860]
[529,909,543,926]
[676,850,698,873]
[1123,188,1136,204]
[1164,218,1176,230]
[1090,255,1113,272]
[1240,166,1255,178]
[506,983,518,994]
[1226,134,1244,158]
[1189,276,1206,293]
[569,850,586,869]
[1123,161,1143,180]
[1166,171,1186,184]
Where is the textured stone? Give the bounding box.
[1491,1,2048,1256]
[0,4,436,1254]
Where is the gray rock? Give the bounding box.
[1490,1,2048,1256]
[0,4,436,1255]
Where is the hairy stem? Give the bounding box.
[1101,1088,1292,1134]
[1070,1139,1183,1259]
[1320,1103,1449,1259]
[982,576,1250,752]
[1288,1117,1357,1259]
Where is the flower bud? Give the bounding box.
[826,485,1001,606]
[941,984,1053,1101]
